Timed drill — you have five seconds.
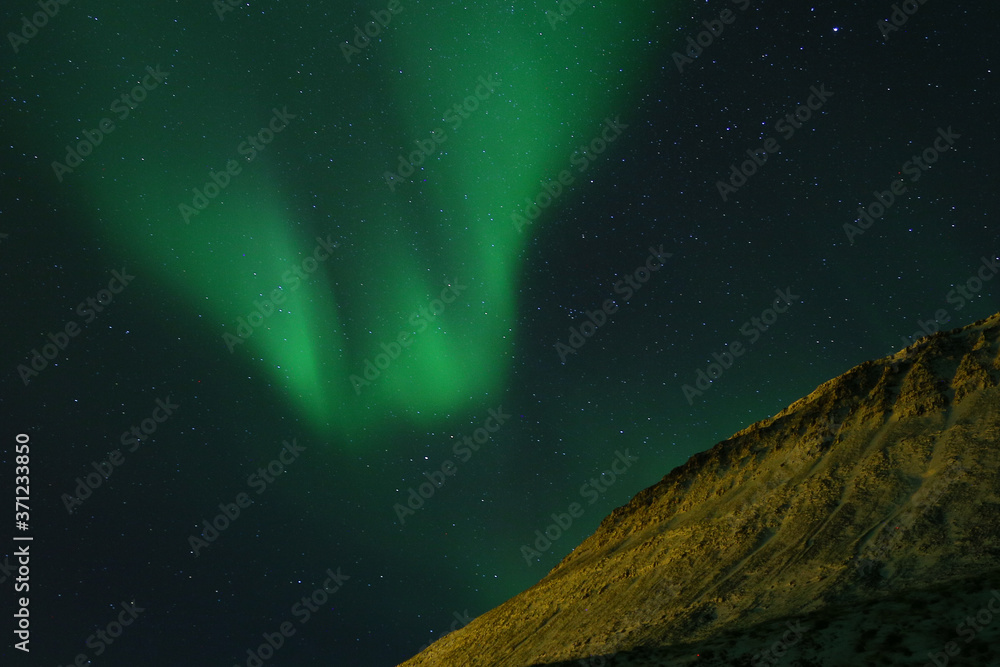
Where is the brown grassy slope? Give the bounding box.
[400,313,1000,667]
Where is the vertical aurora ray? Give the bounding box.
[18,2,677,444]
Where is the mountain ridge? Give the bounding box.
[400,312,1000,666]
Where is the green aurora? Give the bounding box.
[19,1,674,444]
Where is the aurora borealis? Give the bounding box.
[11,0,659,438]
[2,0,998,664]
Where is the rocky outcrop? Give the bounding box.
[399,313,1000,667]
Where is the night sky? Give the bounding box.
[1,0,997,665]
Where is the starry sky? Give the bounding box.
[1,0,997,665]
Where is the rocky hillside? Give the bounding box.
[399,313,1000,666]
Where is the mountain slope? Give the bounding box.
[399,313,1000,666]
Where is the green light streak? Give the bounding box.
[19,2,677,446]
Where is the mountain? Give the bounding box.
[398,312,1000,666]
